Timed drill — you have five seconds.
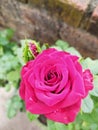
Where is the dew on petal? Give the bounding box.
[54,111,57,114]
[29,97,33,101]
[53,109,59,114]
[64,116,67,120]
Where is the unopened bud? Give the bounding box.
[22,39,41,63]
[29,42,39,57]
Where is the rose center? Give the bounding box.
[47,72,57,80]
[44,70,58,82]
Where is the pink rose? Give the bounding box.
[19,48,93,124]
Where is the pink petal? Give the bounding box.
[34,81,70,106]
[45,100,81,124]
[25,84,68,114]
[19,80,25,100]
[83,69,93,97]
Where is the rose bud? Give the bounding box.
[29,42,39,57]
[23,40,41,62]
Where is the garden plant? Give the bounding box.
[0,29,98,130]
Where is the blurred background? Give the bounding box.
[0,0,98,130]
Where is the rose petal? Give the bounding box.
[19,80,25,100]
[35,81,70,106]
[83,69,93,97]
[25,84,69,114]
[45,100,81,124]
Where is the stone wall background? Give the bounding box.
[0,0,98,58]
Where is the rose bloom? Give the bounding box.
[19,48,93,124]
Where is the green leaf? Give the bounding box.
[27,112,39,121]
[0,54,20,72]
[15,47,24,65]
[0,29,22,87]
[5,83,12,91]
[67,124,74,130]
[81,58,98,75]
[80,106,98,124]
[47,120,56,130]
[7,107,16,118]
[66,47,82,57]
[0,37,9,46]
[7,69,20,82]
[41,43,49,50]
[90,76,98,97]
[81,95,94,113]
[6,68,20,88]
[90,124,98,130]
[55,122,68,130]
[48,120,72,130]
[0,45,3,56]
[7,95,23,118]
[55,40,69,50]
[0,28,14,40]
[5,29,14,40]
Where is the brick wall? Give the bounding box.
[18,0,98,36]
[0,0,98,58]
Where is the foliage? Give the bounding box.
[0,30,98,130]
[27,112,39,121]
[0,29,24,118]
[7,95,24,118]
[0,29,21,89]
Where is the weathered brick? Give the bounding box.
[0,0,98,59]
[60,22,98,59]
[17,0,28,3]
[62,0,90,11]
[87,6,98,36]
[93,6,98,19]
[28,0,90,27]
